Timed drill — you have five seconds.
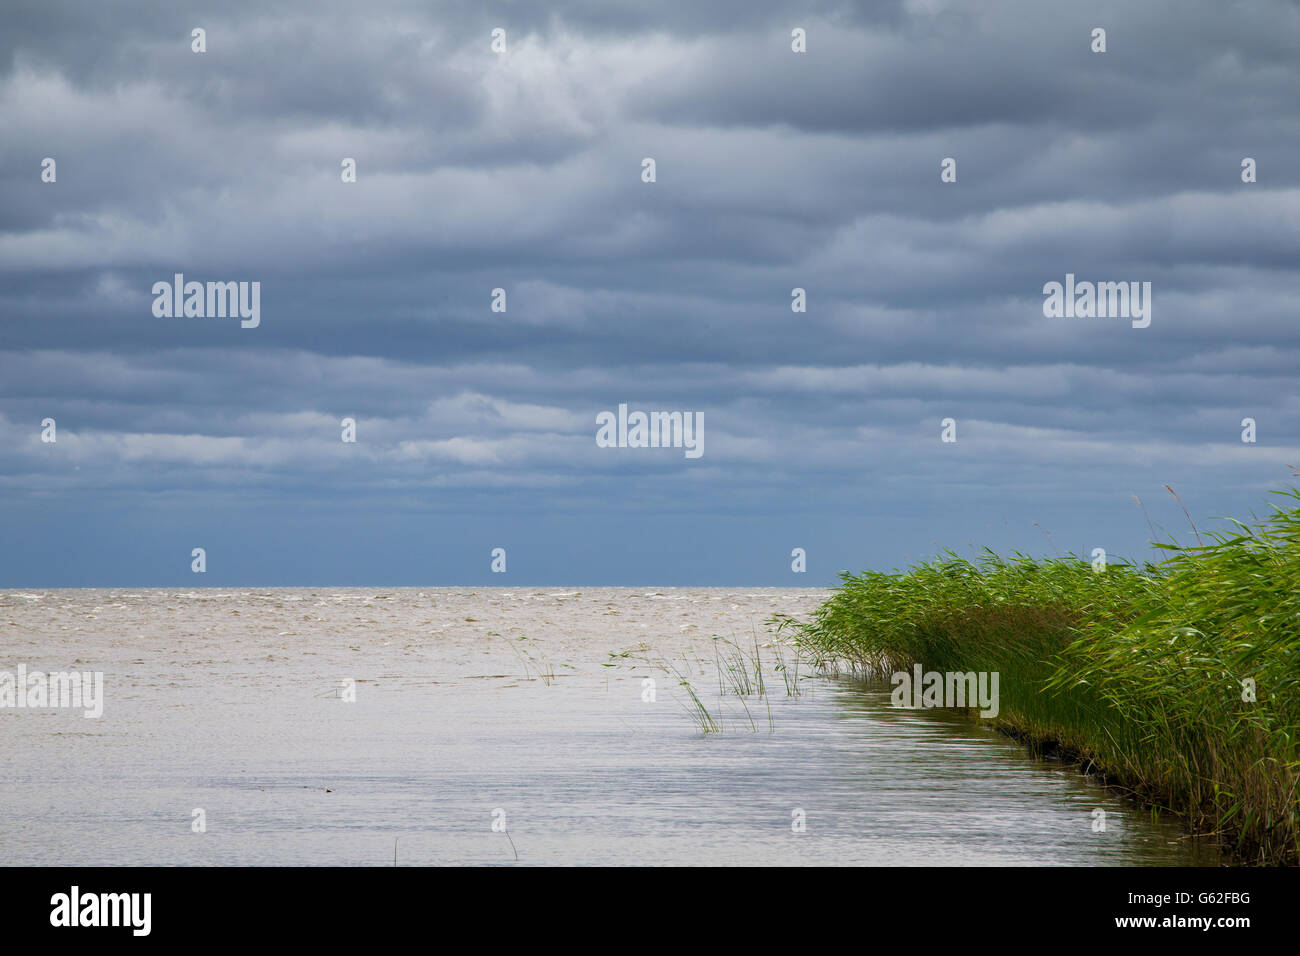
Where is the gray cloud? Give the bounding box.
[2,0,1298,584]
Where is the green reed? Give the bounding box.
[782,487,1300,866]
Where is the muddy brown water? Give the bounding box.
[0,587,1218,865]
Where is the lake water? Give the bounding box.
[0,587,1217,865]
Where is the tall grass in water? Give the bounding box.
[639,637,803,734]
[784,489,1300,866]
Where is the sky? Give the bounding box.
[1,0,1298,587]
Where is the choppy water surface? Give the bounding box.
[0,587,1217,865]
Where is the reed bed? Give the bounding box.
[781,488,1300,865]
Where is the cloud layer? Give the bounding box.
[3,0,1299,585]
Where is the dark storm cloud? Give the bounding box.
[2,0,1298,584]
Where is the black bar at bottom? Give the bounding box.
[3,865,1284,941]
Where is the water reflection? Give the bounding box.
[0,587,1218,866]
